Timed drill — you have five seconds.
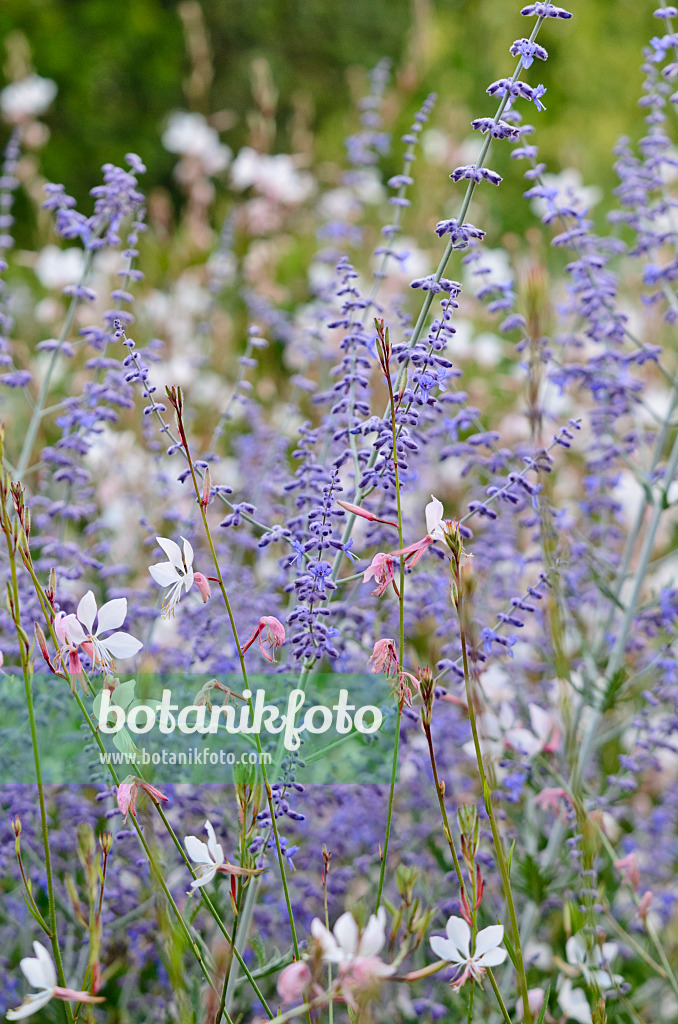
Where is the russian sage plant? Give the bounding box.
[1,2,678,1023]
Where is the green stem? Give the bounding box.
[0,488,73,1022]
[459,622,532,1024]
[177,404,300,959]
[375,332,405,910]
[486,968,515,1024]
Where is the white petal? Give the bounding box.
[528,703,552,739]
[156,536,184,569]
[181,537,194,570]
[311,918,343,962]
[188,864,217,890]
[76,591,97,633]
[506,727,542,757]
[204,820,224,866]
[333,912,359,958]
[566,934,587,967]
[476,948,507,967]
[425,495,445,538]
[59,614,87,645]
[149,562,180,586]
[101,632,143,659]
[21,943,56,989]
[474,924,504,958]
[95,597,127,634]
[429,934,459,963]
[358,912,386,957]
[445,915,471,959]
[6,988,54,1020]
[183,565,195,593]
[185,835,212,866]
[558,980,592,1024]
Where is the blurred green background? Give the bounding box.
[0,0,658,233]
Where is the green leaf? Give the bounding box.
[601,667,627,712]
[507,838,516,878]
[499,917,518,970]
[536,985,551,1024]
[113,727,137,755]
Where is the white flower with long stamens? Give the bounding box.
[57,591,142,671]
[7,941,103,1020]
[184,819,262,893]
[429,916,507,989]
[148,536,196,617]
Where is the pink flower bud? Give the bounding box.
[193,572,212,604]
[243,615,285,662]
[117,781,137,820]
[276,960,311,1003]
[139,781,169,805]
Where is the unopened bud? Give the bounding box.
[11,815,21,838]
[99,831,113,855]
[193,572,211,604]
[201,467,211,507]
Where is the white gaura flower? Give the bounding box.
[556,978,592,1024]
[506,703,560,758]
[429,916,507,989]
[7,941,103,1020]
[565,932,622,990]
[425,494,448,541]
[184,819,261,893]
[310,908,395,1006]
[57,591,142,670]
[0,74,57,123]
[148,536,195,617]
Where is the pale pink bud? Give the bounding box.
[638,890,653,920]
[277,960,311,1003]
[614,852,640,891]
[516,987,546,1021]
[139,780,169,805]
[337,501,397,527]
[202,467,211,507]
[193,572,211,604]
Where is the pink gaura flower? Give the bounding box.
[276,961,312,1003]
[362,553,397,597]
[368,638,399,675]
[117,777,169,821]
[242,616,285,662]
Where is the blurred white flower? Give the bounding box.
[565,933,622,990]
[530,168,602,220]
[231,147,315,204]
[0,74,57,122]
[162,111,231,175]
[34,245,84,290]
[557,978,592,1024]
